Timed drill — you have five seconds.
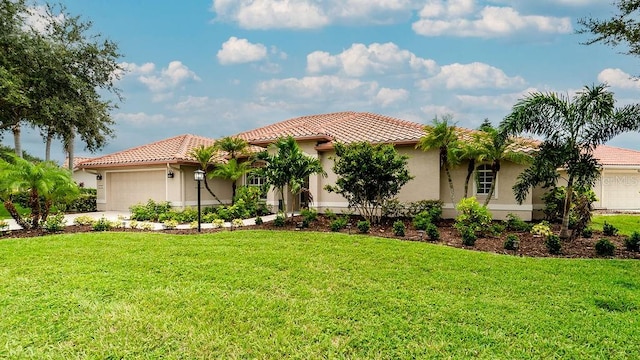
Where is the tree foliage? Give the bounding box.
[210,159,252,204]
[0,153,78,229]
[578,0,640,57]
[256,136,325,219]
[500,83,640,239]
[417,114,462,206]
[325,142,413,224]
[188,144,223,205]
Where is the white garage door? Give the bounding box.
[107,171,166,211]
[600,173,640,210]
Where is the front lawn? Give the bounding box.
[0,231,638,358]
[592,214,640,235]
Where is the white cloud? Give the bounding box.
[413,2,572,38]
[455,87,540,111]
[257,75,379,99]
[114,112,167,125]
[120,62,156,75]
[375,88,409,107]
[23,5,64,34]
[307,42,437,77]
[138,61,200,93]
[418,62,525,90]
[211,0,422,29]
[217,37,268,65]
[598,68,640,90]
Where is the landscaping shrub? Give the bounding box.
[163,219,178,229]
[212,219,225,229]
[73,215,96,226]
[330,217,348,232]
[407,200,443,222]
[490,223,505,236]
[129,220,139,229]
[545,234,561,255]
[624,231,640,252]
[382,199,406,219]
[504,213,532,232]
[531,222,553,238]
[595,238,616,256]
[273,213,286,227]
[0,219,8,232]
[504,234,519,251]
[140,222,154,231]
[255,216,263,225]
[581,227,593,238]
[460,226,477,246]
[603,221,619,236]
[412,210,433,231]
[426,222,440,241]
[232,219,244,228]
[392,220,405,236]
[301,208,318,224]
[202,212,219,223]
[93,217,113,231]
[190,221,198,229]
[357,220,371,234]
[454,197,492,238]
[130,199,171,221]
[67,188,97,213]
[42,213,66,232]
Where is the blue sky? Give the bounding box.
[8,0,640,163]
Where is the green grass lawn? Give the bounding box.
[0,231,638,359]
[592,214,640,235]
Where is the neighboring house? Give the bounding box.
[63,157,97,188]
[78,111,640,218]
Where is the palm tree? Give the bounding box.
[188,145,223,205]
[417,114,463,206]
[472,128,533,206]
[257,136,325,220]
[0,154,78,229]
[210,159,252,204]
[500,83,640,239]
[215,136,249,160]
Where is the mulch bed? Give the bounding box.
[2,215,639,260]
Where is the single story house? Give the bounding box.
[77,111,640,220]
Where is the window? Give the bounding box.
[246,163,267,199]
[476,164,494,196]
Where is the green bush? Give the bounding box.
[357,220,370,234]
[460,226,476,246]
[504,213,532,232]
[274,213,286,227]
[301,208,318,224]
[412,210,433,231]
[624,232,640,252]
[163,219,178,229]
[330,217,348,232]
[426,223,440,241]
[504,234,519,251]
[595,238,615,257]
[67,188,97,213]
[545,234,561,255]
[490,223,505,236]
[42,213,66,232]
[407,200,443,221]
[454,197,492,238]
[255,216,264,225]
[581,227,593,238]
[392,220,405,236]
[603,221,619,236]
[531,222,553,237]
[73,215,96,226]
[129,199,171,221]
[93,217,113,232]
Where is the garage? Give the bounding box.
[594,170,640,210]
[106,170,166,211]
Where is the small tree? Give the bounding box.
[0,154,78,229]
[257,136,325,220]
[188,144,223,205]
[210,159,252,204]
[325,142,413,224]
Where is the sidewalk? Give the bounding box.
[4,212,278,231]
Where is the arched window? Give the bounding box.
[476,164,494,196]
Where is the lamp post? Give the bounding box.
[194,169,205,232]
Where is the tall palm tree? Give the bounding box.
[417,114,463,206]
[257,136,325,220]
[210,159,252,204]
[215,136,249,160]
[473,128,533,206]
[0,154,78,229]
[500,83,640,239]
[188,145,223,205]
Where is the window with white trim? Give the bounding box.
[476,164,494,196]
[246,163,267,199]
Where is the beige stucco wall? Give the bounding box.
[440,161,533,220]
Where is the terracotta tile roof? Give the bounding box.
[236,111,426,149]
[593,145,640,166]
[78,134,218,168]
[62,157,94,170]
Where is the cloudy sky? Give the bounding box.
[7,0,640,163]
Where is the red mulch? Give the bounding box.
[2,215,638,260]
